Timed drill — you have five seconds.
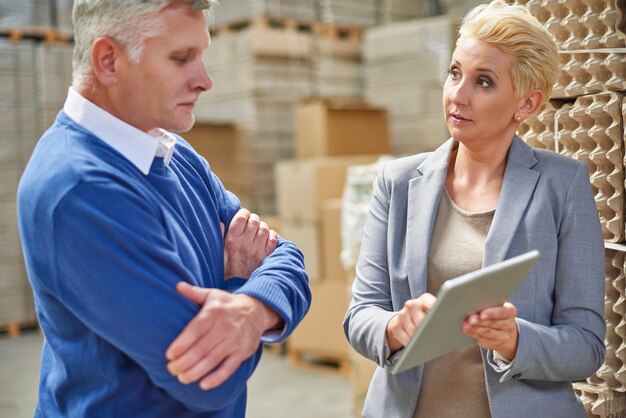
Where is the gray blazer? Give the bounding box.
[343,137,606,418]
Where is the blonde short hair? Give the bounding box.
[457,0,559,103]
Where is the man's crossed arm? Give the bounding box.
[166,209,287,390]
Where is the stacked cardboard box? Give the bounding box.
[182,123,257,210]
[318,0,378,27]
[0,0,53,28]
[295,98,390,158]
[54,0,74,35]
[211,0,318,27]
[35,42,73,134]
[276,155,382,280]
[195,26,313,214]
[311,36,363,98]
[440,0,488,17]
[379,0,429,24]
[277,99,390,369]
[363,15,454,155]
[0,39,38,328]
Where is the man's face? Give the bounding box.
[112,4,212,133]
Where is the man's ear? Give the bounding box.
[515,89,544,122]
[90,37,123,86]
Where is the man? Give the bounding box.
[17,1,311,417]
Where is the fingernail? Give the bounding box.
[469,316,477,324]
[167,363,177,375]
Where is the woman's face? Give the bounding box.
[443,37,522,147]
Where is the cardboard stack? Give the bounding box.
[0,39,38,328]
[318,0,378,27]
[35,42,73,134]
[211,0,318,27]
[276,98,390,371]
[440,0,488,17]
[379,0,429,24]
[194,25,313,214]
[311,36,363,98]
[54,0,74,35]
[0,0,53,28]
[182,123,258,209]
[556,92,624,242]
[516,102,557,151]
[363,15,454,156]
[513,1,626,415]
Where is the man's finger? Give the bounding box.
[228,209,250,237]
[253,222,270,247]
[174,340,229,384]
[199,353,244,390]
[176,282,210,306]
[266,230,278,254]
[166,307,215,361]
[241,213,261,241]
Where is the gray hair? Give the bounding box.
[72,0,215,89]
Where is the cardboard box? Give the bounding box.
[275,155,381,222]
[296,98,391,159]
[183,122,246,158]
[280,220,321,281]
[321,199,345,281]
[289,280,351,358]
[183,123,263,210]
[248,27,312,59]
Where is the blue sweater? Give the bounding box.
[17,112,311,417]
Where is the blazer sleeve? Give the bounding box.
[493,161,606,382]
[343,162,398,367]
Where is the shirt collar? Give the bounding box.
[63,87,177,175]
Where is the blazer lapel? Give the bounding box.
[484,137,540,266]
[406,140,453,297]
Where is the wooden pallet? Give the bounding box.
[212,16,315,36]
[312,23,363,40]
[0,318,38,338]
[0,26,72,43]
[288,349,350,377]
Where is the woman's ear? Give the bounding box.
[90,37,122,86]
[514,89,544,122]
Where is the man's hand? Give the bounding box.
[166,282,281,390]
[462,302,519,360]
[223,209,278,279]
[386,293,437,355]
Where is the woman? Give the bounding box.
[343,1,606,417]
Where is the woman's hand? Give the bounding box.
[386,293,437,355]
[462,302,519,360]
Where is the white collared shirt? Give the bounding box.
[63,87,177,175]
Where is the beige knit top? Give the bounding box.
[412,190,495,418]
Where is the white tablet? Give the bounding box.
[390,250,539,375]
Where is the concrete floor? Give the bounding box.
[0,329,351,418]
